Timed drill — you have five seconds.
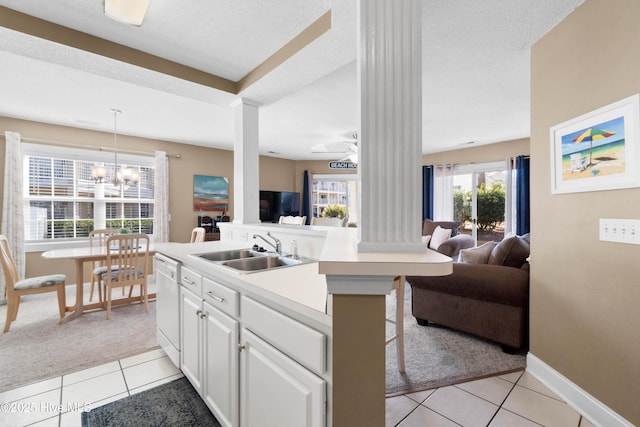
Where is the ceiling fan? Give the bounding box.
[312,132,359,163]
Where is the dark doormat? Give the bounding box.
[82,377,221,427]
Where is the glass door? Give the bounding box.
[453,163,507,245]
[312,174,358,226]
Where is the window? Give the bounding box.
[23,144,155,242]
[312,174,357,225]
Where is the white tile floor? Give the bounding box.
[0,347,595,427]
[0,348,182,427]
[386,370,595,427]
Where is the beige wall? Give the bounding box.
[0,117,296,278]
[531,0,640,424]
[422,138,529,165]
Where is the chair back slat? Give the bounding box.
[0,235,19,290]
[105,234,150,288]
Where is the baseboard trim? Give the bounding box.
[526,353,633,427]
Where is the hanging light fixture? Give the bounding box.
[91,163,107,182]
[107,109,140,187]
[91,109,139,186]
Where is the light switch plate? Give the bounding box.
[600,218,640,244]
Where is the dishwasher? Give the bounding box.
[155,253,181,368]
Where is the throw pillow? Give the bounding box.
[421,235,432,246]
[488,235,531,268]
[458,241,497,264]
[429,226,452,250]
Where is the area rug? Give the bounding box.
[385,284,526,396]
[82,377,221,427]
[0,285,158,393]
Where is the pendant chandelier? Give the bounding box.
[91,109,139,187]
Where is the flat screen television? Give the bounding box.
[259,190,301,223]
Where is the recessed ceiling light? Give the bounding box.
[104,0,150,26]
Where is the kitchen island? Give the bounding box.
[154,222,452,427]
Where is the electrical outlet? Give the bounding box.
[600,218,640,245]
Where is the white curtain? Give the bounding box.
[504,157,518,237]
[1,132,25,303]
[433,164,453,221]
[153,151,169,243]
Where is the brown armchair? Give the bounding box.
[421,219,474,259]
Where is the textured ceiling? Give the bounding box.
[0,0,584,160]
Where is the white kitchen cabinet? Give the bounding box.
[203,298,239,427]
[240,329,326,427]
[181,281,239,427]
[181,287,202,392]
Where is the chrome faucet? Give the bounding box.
[253,232,282,254]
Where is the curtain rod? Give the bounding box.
[1,134,181,158]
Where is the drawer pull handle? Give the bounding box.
[157,258,166,264]
[206,292,224,303]
[183,278,196,285]
[196,309,202,317]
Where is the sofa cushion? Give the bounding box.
[422,219,460,236]
[429,226,452,250]
[458,241,497,264]
[488,235,530,268]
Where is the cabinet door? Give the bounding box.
[241,329,326,427]
[180,288,202,393]
[203,301,239,427]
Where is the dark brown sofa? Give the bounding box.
[407,233,530,352]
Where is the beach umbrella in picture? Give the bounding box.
[572,127,615,166]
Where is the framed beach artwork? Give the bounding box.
[550,94,640,194]
[193,175,229,211]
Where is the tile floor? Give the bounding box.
[0,347,594,427]
[386,370,595,427]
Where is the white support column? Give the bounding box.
[357,0,424,253]
[231,98,261,224]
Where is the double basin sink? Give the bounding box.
[192,248,315,273]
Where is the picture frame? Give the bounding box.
[550,94,640,194]
[193,175,229,211]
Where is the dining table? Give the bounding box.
[41,244,156,323]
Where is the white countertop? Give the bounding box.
[319,228,453,277]
[154,240,328,313]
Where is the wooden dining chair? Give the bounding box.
[278,215,307,225]
[88,228,120,302]
[190,227,206,243]
[102,233,150,320]
[0,235,67,332]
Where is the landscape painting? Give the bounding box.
[560,115,626,182]
[193,175,229,211]
[550,94,640,194]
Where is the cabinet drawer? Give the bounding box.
[180,266,202,297]
[241,296,325,375]
[203,277,239,317]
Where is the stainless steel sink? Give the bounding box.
[222,256,300,271]
[193,248,261,262]
[191,248,315,273]
[222,255,309,272]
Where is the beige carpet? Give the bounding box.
[0,282,159,393]
[385,283,526,396]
